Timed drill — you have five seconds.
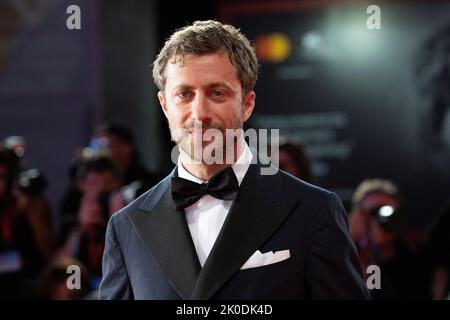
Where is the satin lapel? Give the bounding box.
[191,162,300,300]
[127,171,201,300]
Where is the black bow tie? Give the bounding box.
[171,166,239,210]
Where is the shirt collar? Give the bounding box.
[177,141,253,186]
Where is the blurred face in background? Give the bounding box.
[358,192,399,214]
[78,170,120,198]
[359,192,399,247]
[278,149,301,178]
[95,132,133,172]
[76,169,121,226]
[158,51,255,163]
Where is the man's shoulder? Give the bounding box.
[276,169,335,201]
[250,149,334,203]
[275,170,349,234]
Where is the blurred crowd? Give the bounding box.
[0,131,449,299]
[279,142,450,300]
[0,124,163,299]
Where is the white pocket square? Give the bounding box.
[240,250,290,270]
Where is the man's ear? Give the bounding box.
[158,91,168,119]
[243,90,256,122]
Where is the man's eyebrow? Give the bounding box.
[206,82,239,91]
[170,82,240,93]
[171,84,195,92]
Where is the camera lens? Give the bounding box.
[371,205,398,230]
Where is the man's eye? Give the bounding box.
[211,90,225,97]
[177,91,191,98]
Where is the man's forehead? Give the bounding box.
[165,52,241,90]
[166,52,237,75]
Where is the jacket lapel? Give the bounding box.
[191,161,301,300]
[127,170,201,300]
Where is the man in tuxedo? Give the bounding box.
[98,20,369,300]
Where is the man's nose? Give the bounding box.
[190,93,211,123]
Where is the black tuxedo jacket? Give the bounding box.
[98,156,369,299]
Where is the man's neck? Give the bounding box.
[180,140,245,181]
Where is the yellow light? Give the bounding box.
[256,32,291,63]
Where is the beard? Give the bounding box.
[168,116,244,164]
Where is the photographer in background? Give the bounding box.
[3,136,54,263]
[59,125,164,231]
[93,124,164,196]
[349,179,421,299]
[14,169,54,262]
[0,146,53,298]
[0,146,23,298]
[57,155,121,287]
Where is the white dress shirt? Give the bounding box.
[177,142,253,267]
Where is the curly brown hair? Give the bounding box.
[152,20,259,95]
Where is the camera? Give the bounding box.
[15,169,48,197]
[370,205,400,231]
